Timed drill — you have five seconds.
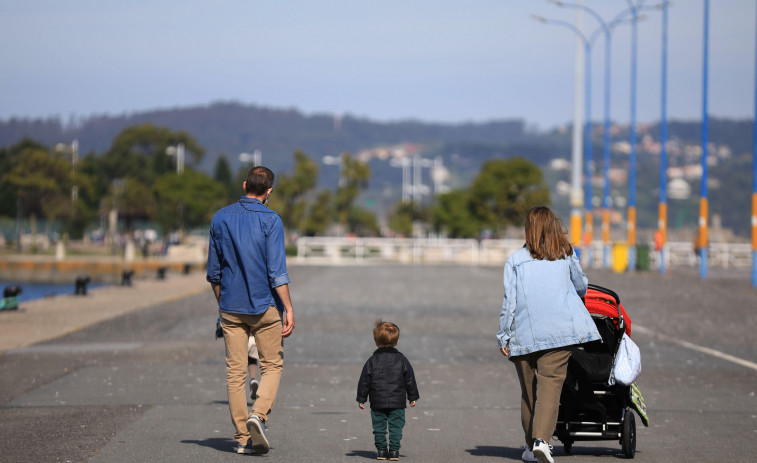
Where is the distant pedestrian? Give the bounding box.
[497,206,600,463]
[357,319,419,461]
[207,166,295,455]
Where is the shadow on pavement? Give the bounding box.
[345,450,388,459]
[180,437,236,453]
[466,445,522,459]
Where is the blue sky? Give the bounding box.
[1,0,755,129]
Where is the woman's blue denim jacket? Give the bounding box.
[497,246,600,357]
[206,197,290,316]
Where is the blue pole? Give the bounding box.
[584,41,593,267]
[603,29,612,269]
[659,1,669,275]
[700,0,709,280]
[752,0,757,288]
[628,4,638,272]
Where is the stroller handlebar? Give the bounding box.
[587,283,621,305]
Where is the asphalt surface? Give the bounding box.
[1,264,756,462]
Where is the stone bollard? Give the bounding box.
[121,270,135,286]
[74,275,91,296]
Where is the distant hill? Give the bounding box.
[0,101,528,174]
[1,102,754,236]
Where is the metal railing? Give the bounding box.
[296,237,753,269]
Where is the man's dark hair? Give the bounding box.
[245,166,275,196]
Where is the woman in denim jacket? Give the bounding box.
[497,206,600,463]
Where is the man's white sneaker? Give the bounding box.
[532,439,554,463]
[521,445,538,462]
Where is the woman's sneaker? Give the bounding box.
[532,439,554,463]
[376,447,389,460]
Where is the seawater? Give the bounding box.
[1,282,108,303]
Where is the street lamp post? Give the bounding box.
[658,0,669,275]
[625,0,642,272]
[412,156,434,204]
[570,8,585,252]
[531,12,586,252]
[389,157,412,202]
[699,0,710,280]
[547,1,657,268]
[323,154,345,187]
[239,150,262,168]
[165,143,185,174]
[753,1,757,288]
[55,139,79,218]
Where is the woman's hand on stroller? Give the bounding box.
[500,347,510,357]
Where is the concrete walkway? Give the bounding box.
[0,265,756,462]
[0,272,208,352]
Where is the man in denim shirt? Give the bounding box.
[207,166,295,455]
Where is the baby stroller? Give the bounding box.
[553,284,648,459]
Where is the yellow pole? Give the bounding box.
[584,210,593,245]
[658,202,667,246]
[752,193,757,251]
[570,210,582,248]
[698,197,708,250]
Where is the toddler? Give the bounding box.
[357,319,419,461]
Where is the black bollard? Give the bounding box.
[156,267,167,280]
[74,275,91,296]
[183,263,192,274]
[1,285,23,311]
[121,270,135,286]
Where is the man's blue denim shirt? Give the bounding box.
[206,196,290,315]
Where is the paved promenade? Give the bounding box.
[0,272,208,351]
[1,264,756,462]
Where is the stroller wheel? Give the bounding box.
[563,440,573,455]
[621,408,636,459]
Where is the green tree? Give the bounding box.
[388,201,429,237]
[430,190,481,238]
[98,124,205,185]
[1,142,76,245]
[269,150,319,236]
[468,157,549,236]
[302,189,333,236]
[334,153,370,230]
[100,177,159,233]
[213,154,238,201]
[347,207,380,236]
[153,170,227,233]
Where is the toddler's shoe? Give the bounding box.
[388,450,399,461]
[376,447,389,460]
[532,439,554,463]
[249,378,259,402]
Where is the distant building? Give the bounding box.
[668,178,691,200]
